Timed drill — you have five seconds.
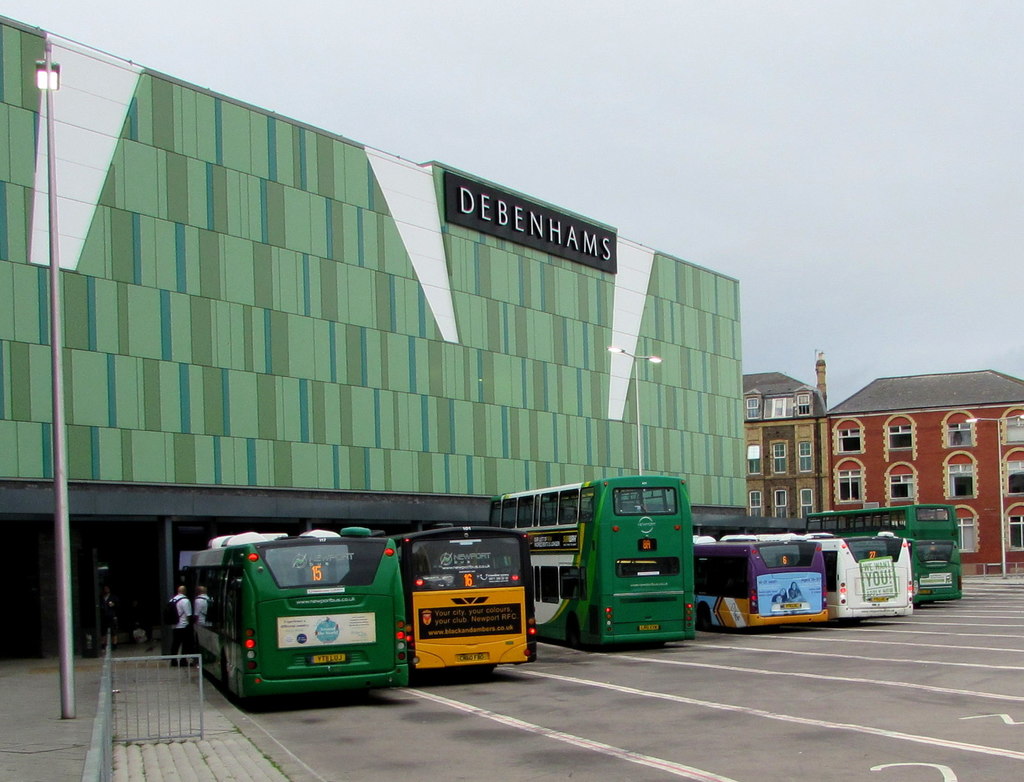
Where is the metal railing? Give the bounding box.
[81,637,114,782]
[111,654,205,743]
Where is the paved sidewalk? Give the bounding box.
[0,648,295,782]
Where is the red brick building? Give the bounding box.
[827,371,1024,575]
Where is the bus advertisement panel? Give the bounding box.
[189,529,408,699]
[813,534,914,620]
[492,476,695,647]
[693,538,828,630]
[399,527,535,673]
[804,505,962,603]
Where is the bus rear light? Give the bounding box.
[384,547,396,557]
[511,574,520,581]
[415,578,425,586]
[528,626,537,635]
[245,639,256,649]
[749,590,758,613]
[246,661,257,670]
[396,630,406,640]
[247,553,259,562]
[245,628,255,637]
[611,525,620,532]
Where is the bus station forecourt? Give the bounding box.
[8,574,1024,782]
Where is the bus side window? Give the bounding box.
[501,499,517,529]
[540,566,560,603]
[517,496,535,528]
[579,489,595,523]
[540,493,559,525]
[559,567,581,599]
[559,489,579,523]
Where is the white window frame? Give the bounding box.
[889,472,915,500]
[799,488,814,517]
[838,428,862,453]
[1011,515,1024,550]
[798,441,813,472]
[747,444,762,475]
[773,489,788,518]
[958,514,977,553]
[1008,460,1024,495]
[888,424,912,450]
[947,421,974,448]
[838,469,862,502]
[948,463,975,498]
[772,442,787,474]
[1007,417,1024,444]
[795,393,811,416]
[745,397,761,420]
[749,490,763,517]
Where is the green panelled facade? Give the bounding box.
[0,20,744,505]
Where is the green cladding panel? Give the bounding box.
[0,18,743,508]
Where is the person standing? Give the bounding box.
[168,585,192,665]
[100,584,119,651]
[193,585,210,627]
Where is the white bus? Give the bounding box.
[812,533,913,621]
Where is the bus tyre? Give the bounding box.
[696,603,712,632]
[566,616,582,649]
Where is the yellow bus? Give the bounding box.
[398,527,536,675]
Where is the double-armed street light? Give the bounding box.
[607,346,662,475]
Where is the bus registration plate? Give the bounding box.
[310,653,347,664]
[456,652,490,662]
[868,597,889,603]
[638,624,661,631]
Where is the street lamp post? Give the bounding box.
[967,415,1024,578]
[608,346,662,475]
[37,44,75,719]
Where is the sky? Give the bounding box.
[6,1,1022,407]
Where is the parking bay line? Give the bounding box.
[518,669,1024,763]
[697,641,1024,671]
[405,687,739,782]
[615,653,1024,704]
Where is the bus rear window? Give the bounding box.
[616,557,680,577]
[262,541,387,588]
[410,536,523,590]
[613,487,677,515]
[756,542,817,568]
[915,540,955,563]
[846,537,904,562]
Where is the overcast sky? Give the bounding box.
[7,1,1022,406]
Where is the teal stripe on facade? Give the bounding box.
[87,277,97,350]
[332,444,340,489]
[476,352,485,402]
[205,163,215,230]
[408,336,417,393]
[214,99,223,165]
[106,354,116,426]
[90,427,100,480]
[267,117,277,181]
[356,209,365,266]
[263,310,273,373]
[551,412,559,464]
[417,294,427,338]
[420,395,430,451]
[298,129,307,190]
[443,453,451,494]
[324,200,334,258]
[175,223,187,293]
[160,290,172,360]
[246,438,257,485]
[447,399,456,460]
[0,181,8,259]
[585,418,594,464]
[365,160,375,211]
[328,323,337,383]
[37,267,48,345]
[500,407,509,458]
[0,29,5,103]
[576,369,584,417]
[259,180,269,244]
[132,213,142,284]
[179,363,191,433]
[220,368,230,435]
[126,97,138,140]
[359,328,368,386]
[0,343,5,418]
[301,254,311,316]
[372,389,381,448]
[41,423,52,479]
[213,436,222,483]
[388,277,397,332]
[363,447,372,486]
[465,455,474,494]
[299,378,309,442]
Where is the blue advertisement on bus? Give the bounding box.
[756,572,823,616]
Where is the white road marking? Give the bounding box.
[615,654,1024,703]
[871,762,957,780]
[405,687,739,781]
[519,669,1024,763]
[698,642,1024,671]
[960,714,1024,725]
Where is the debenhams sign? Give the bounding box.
[444,172,617,274]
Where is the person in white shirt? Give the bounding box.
[169,585,192,665]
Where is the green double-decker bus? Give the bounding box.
[491,475,695,647]
[189,528,409,699]
[804,504,962,604]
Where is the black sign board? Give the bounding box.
[528,530,580,553]
[444,171,617,274]
[417,602,523,639]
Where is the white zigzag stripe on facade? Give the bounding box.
[607,239,657,421]
[30,34,142,271]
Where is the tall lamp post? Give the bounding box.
[967,414,1024,579]
[37,44,75,718]
[607,346,662,475]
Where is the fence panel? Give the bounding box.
[111,654,204,743]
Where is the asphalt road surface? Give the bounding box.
[228,579,1024,782]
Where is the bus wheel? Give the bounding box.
[566,616,582,649]
[696,604,712,632]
